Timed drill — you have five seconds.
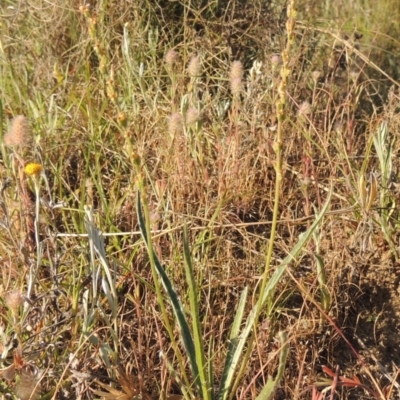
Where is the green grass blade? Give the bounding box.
[137,192,201,393]
[218,286,248,400]
[208,335,215,400]
[84,206,117,299]
[315,254,330,312]
[183,225,211,400]
[260,190,331,305]
[218,190,331,400]
[255,331,289,400]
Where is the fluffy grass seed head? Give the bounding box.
[230,77,243,96]
[230,60,244,96]
[298,101,312,117]
[5,290,25,314]
[185,107,200,125]
[187,55,201,77]
[24,163,43,178]
[168,112,183,136]
[165,49,178,68]
[4,115,31,147]
[270,53,282,66]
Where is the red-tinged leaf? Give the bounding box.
[331,366,339,397]
[337,377,361,387]
[312,386,323,400]
[340,376,361,386]
[382,385,391,398]
[322,365,335,377]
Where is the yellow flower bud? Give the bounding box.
[24,163,43,178]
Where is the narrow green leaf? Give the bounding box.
[315,254,330,312]
[218,190,331,400]
[183,226,211,400]
[218,286,248,400]
[208,335,215,400]
[256,331,289,400]
[137,193,201,393]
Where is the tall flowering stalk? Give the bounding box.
[229,3,298,395]
[226,5,301,396]
[258,0,297,312]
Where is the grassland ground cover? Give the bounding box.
[1,0,400,399]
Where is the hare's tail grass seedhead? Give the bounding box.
[298,101,312,118]
[185,107,200,126]
[230,60,244,96]
[5,290,25,315]
[230,60,244,80]
[187,55,201,78]
[4,115,32,148]
[168,112,183,137]
[165,49,178,69]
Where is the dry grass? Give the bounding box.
[1,0,400,399]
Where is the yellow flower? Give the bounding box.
[24,163,43,177]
